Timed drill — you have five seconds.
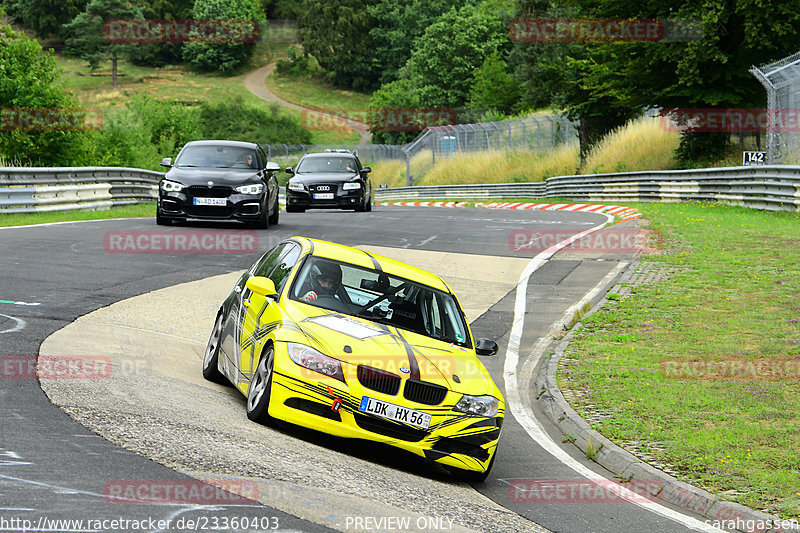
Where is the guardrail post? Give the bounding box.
[405,150,412,186]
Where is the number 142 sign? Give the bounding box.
[743,151,766,165]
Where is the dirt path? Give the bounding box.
[243,63,372,145]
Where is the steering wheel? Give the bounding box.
[313,295,352,314]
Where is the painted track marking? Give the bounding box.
[502,214,723,532]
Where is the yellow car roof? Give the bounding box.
[291,236,450,293]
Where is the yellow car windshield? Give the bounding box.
[289,257,471,348]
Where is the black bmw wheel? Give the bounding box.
[268,193,280,225]
[202,313,227,384]
[156,205,170,226]
[246,344,275,424]
[253,204,269,229]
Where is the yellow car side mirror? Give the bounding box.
[246,276,277,297]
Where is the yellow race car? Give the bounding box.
[203,236,504,480]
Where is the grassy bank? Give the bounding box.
[265,71,372,114]
[0,204,155,227]
[55,55,358,146]
[561,202,800,518]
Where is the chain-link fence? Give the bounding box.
[260,114,576,185]
[751,50,800,164]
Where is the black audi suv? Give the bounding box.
[285,150,372,212]
[157,140,281,228]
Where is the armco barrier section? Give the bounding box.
[0,167,163,213]
[374,165,800,212]
[3,165,800,214]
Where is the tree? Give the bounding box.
[262,0,302,19]
[62,0,144,87]
[568,0,800,161]
[368,78,421,144]
[368,0,472,85]
[128,0,194,67]
[401,6,508,108]
[0,16,94,165]
[368,4,509,142]
[468,51,520,116]
[182,0,265,72]
[4,0,87,39]
[509,0,640,158]
[298,0,379,91]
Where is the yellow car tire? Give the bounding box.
[202,313,227,385]
[246,344,276,425]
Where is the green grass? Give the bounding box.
[0,203,155,227]
[54,53,358,146]
[265,72,372,114]
[560,201,800,519]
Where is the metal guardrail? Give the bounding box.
[0,167,162,213]
[3,164,800,214]
[374,165,800,212]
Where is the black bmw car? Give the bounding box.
[285,150,372,212]
[157,140,281,228]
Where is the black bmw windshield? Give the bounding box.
[175,146,259,169]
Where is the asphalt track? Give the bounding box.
[0,206,720,532]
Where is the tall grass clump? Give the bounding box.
[581,116,680,174]
[417,145,579,186]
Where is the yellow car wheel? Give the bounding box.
[246,344,275,424]
[202,313,226,384]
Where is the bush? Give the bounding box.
[198,97,311,144]
[275,46,312,77]
[675,131,731,167]
[94,93,200,169]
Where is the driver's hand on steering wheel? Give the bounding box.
[301,291,318,302]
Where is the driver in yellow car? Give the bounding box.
[300,261,342,302]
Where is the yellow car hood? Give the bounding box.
[283,303,496,396]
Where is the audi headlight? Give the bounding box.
[455,395,499,417]
[288,182,305,192]
[287,342,345,382]
[160,180,184,192]
[235,183,264,195]
[342,182,361,190]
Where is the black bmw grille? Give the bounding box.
[403,379,448,405]
[186,185,234,198]
[185,205,231,217]
[357,365,400,396]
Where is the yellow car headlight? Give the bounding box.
[287,342,345,382]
